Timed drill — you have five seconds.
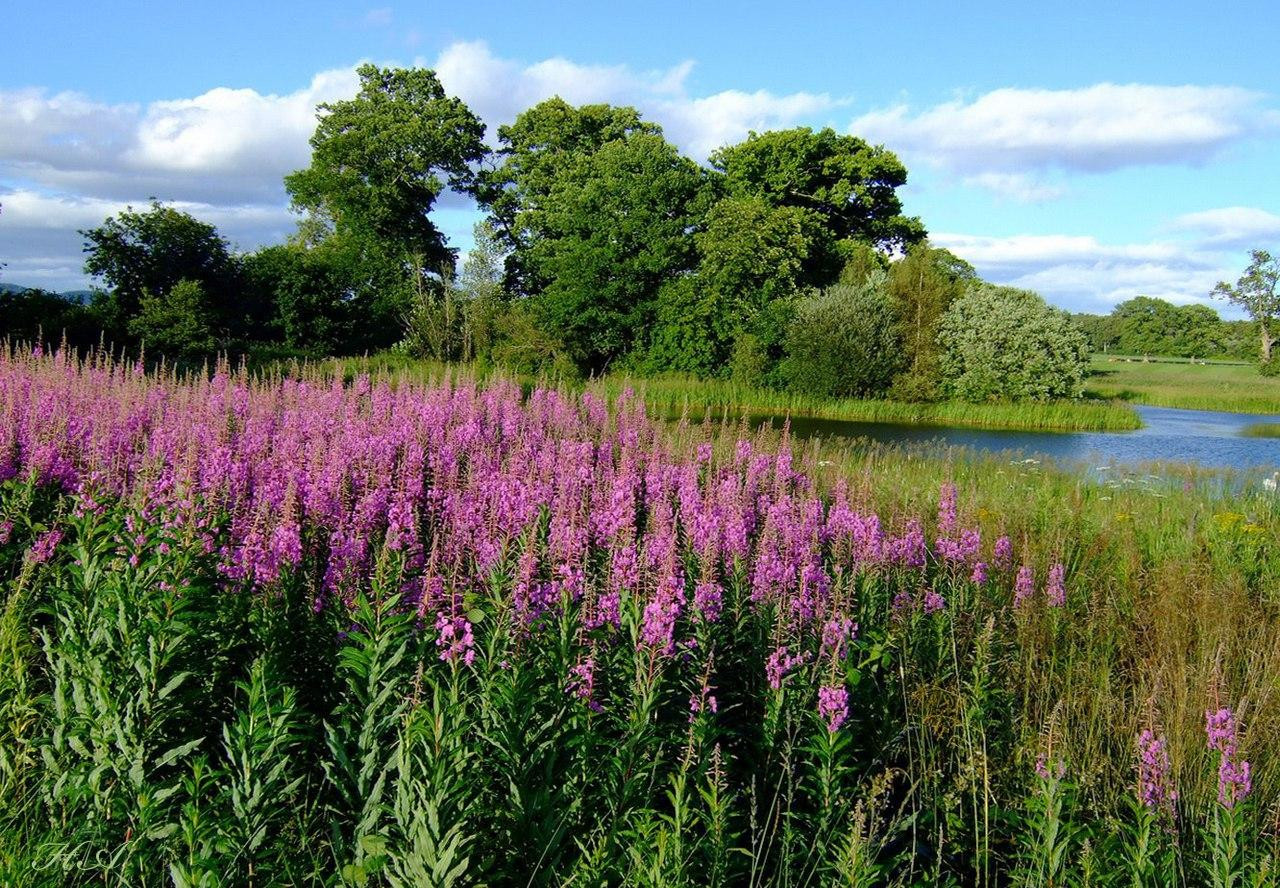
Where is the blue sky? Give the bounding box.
[3,0,1279,313]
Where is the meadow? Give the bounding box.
[1,346,1279,886]
[1086,356,1280,414]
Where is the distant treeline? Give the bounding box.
[1072,296,1258,362]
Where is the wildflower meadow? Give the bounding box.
[1,345,1278,886]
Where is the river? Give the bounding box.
[752,405,1280,473]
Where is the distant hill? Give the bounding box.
[0,282,94,304]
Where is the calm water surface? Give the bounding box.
[752,405,1280,473]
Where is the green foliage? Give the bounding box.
[710,127,925,285]
[0,287,98,349]
[81,201,242,342]
[482,100,711,373]
[242,244,349,355]
[939,285,1091,402]
[128,278,217,363]
[1213,249,1279,368]
[780,273,903,398]
[285,64,487,276]
[884,242,977,400]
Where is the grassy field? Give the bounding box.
[1086,355,1280,414]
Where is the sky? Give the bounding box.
[3,0,1279,314]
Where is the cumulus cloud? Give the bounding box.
[432,40,837,158]
[852,83,1278,201]
[931,231,1237,312]
[1169,206,1280,248]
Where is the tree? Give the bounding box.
[884,242,977,400]
[285,64,487,279]
[781,272,903,397]
[241,245,350,355]
[1213,250,1279,368]
[81,202,241,340]
[646,196,810,376]
[479,100,711,372]
[709,127,925,285]
[128,279,216,363]
[938,285,1090,402]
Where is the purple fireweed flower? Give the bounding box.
[970,561,989,585]
[0,521,12,545]
[567,658,601,711]
[922,588,946,614]
[820,616,857,661]
[435,613,476,666]
[765,646,807,690]
[688,686,718,722]
[28,528,63,564]
[817,684,850,733]
[1136,730,1178,816]
[1205,707,1251,808]
[693,579,723,623]
[1014,565,1035,607]
[937,482,958,537]
[994,535,1014,571]
[1046,563,1066,608]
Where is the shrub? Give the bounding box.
[780,273,903,397]
[128,278,217,364]
[938,284,1090,401]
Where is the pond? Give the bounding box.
[751,405,1280,473]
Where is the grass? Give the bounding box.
[591,373,1143,432]
[1243,422,1280,438]
[1086,355,1280,414]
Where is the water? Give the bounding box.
[751,405,1280,473]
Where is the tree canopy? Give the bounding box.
[710,127,925,285]
[285,64,487,275]
[80,201,241,339]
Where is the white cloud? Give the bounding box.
[1169,206,1280,248]
[932,231,1238,313]
[853,83,1277,201]
[432,40,838,159]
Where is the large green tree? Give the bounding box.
[1213,249,1279,368]
[286,64,487,279]
[81,202,242,340]
[479,100,712,372]
[709,127,925,285]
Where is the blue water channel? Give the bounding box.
[753,405,1280,473]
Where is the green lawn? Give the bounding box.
[1085,356,1280,414]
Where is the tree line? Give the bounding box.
[4,64,1276,393]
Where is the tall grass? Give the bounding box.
[1,347,1278,884]
[590,374,1143,432]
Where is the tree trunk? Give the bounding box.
[1263,323,1274,365]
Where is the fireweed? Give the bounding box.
[0,347,1275,885]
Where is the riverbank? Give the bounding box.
[1086,355,1280,413]
[590,374,1142,432]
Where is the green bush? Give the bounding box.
[938,284,1090,402]
[780,273,903,398]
